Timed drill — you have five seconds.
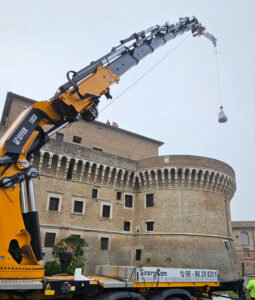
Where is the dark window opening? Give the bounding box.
[44,232,56,247]
[146,194,154,207]
[125,194,133,208]
[92,188,98,199]
[146,221,154,232]
[124,221,131,231]
[73,136,82,144]
[73,200,83,213]
[224,240,230,251]
[56,133,64,142]
[49,197,59,211]
[136,249,142,261]
[93,147,102,152]
[102,205,111,218]
[101,237,109,250]
[66,159,75,180]
[116,192,122,200]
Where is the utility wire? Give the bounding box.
[99,33,191,113]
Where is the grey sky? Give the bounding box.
[0,0,254,221]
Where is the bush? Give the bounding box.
[44,261,61,276]
[52,235,88,274]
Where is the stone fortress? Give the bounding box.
[0,92,241,279]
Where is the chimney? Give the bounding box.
[112,122,119,128]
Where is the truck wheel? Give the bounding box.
[97,291,146,300]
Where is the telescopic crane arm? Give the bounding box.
[0,17,216,279]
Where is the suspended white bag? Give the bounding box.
[218,106,228,123]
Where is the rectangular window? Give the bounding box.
[136,249,142,261]
[92,188,98,199]
[49,197,59,211]
[146,194,154,207]
[73,136,82,144]
[146,221,154,232]
[125,194,133,208]
[56,132,64,142]
[101,237,109,250]
[102,205,111,218]
[243,248,250,257]
[124,221,131,231]
[73,200,83,213]
[44,232,56,247]
[116,192,122,200]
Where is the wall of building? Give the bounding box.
[0,92,241,280]
[232,221,255,275]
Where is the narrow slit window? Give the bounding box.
[92,188,98,199]
[136,249,142,261]
[101,237,109,250]
[124,221,131,231]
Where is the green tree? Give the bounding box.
[52,235,88,275]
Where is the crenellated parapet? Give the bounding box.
[31,149,136,191]
[31,149,236,200]
[136,166,236,200]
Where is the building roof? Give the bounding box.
[232,221,255,229]
[1,92,164,146]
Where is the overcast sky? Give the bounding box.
[0,0,254,221]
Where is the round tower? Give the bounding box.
[134,155,240,280]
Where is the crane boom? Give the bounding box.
[58,16,216,94]
[0,17,216,280]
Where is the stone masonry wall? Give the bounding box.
[1,93,241,279]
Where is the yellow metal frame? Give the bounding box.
[131,281,220,288]
[0,65,119,279]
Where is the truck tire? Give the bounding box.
[97,291,146,300]
[150,289,194,300]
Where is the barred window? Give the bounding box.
[146,221,154,232]
[92,188,98,199]
[146,194,154,207]
[124,221,131,231]
[102,205,111,218]
[44,232,56,247]
[125,194,133,208]
[101,237,109,250]
[49,197,59,211]
[73,200,83,213]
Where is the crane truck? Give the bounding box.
[0,17,244,300]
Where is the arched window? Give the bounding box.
[240,231,249,245]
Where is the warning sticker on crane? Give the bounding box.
[135,267,219,283]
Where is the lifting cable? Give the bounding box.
[215,47,228,123]
[99,33,191,113]
[215,47,223,108]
